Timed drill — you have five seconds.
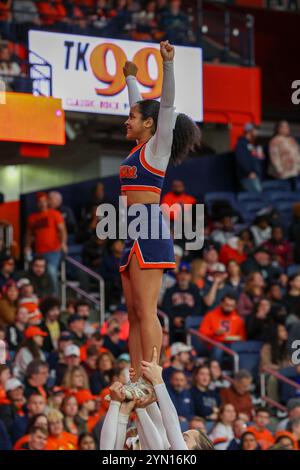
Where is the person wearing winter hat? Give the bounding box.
[13,327,48,380]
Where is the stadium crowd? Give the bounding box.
[1,132,300,449]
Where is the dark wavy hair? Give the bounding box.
[136,99,201,165]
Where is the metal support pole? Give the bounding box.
[61,259,67,310]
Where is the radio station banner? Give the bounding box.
[29,31,203,122]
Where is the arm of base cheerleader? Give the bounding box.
[126,75,142,107]
[114,412,129,450]
[136,415,150,450]
[136,408,164,450]
[146,402,170,450]
[99,400,120,450]
[153,383,188,450]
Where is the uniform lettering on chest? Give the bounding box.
[120,165,137,179]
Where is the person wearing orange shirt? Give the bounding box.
[100,304,129,342]
[161,179,196,222]
[247,407,275,450]
[18,425,48,450]
[25,192,67,294]
[46,409,77,450]
[200,293,246,363]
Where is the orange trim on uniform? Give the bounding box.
[139,145,165,177]
[119,240,176,272]
[128,142,145,157]
[121,185,161,194]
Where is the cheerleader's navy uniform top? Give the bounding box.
[119,61,177,273]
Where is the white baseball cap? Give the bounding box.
[5,378,24,392]
[65,344,80,357]
[170,342,192,357]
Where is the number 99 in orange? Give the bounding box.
[90,44,163,100]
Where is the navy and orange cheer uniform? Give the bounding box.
[119,61,177,273]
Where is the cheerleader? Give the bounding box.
[120,41,200,396]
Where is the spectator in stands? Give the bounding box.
[132,0,157,40]
[0,418,11,450]
[239,431,260,450]
[100,303,129,342]
[99,239,123,308]
[0,255,16,290]
[246,297,273,342]
[78,432,97,450]
[241,247,281,282]
[274,430,298,450]
[24,256,54,298]
[82,234,106,269]
[268,120,300,189]
[90,0,114,32]
[227,418,247,450]
[0,377,26,437]
[283,274,300,324]
[191,365,221,421]
[6,306,28,351]
[90,351,115,394]
[287,417,300,447]
[202,262,233,311]
[211,215,235,246]
[239,228,255,254]
[62,365,89,397]
[20,425,48,450]
[159,0,189,45]
[247,407,274,450]
[0,365,11,401]
[61,395,79,436]
[40,297,64,352]
[162,262,202,342]
[219,236,247,267]
[12,391,47,443]
[0,0,12,23]
[238,272,265,319]
[250,215,272,247]
[46,409,77,450]
[0,280,19,326]
[225,260,243,299]
[235,123,263,193]
[209,403,236,450]
[220,370,254,420]
[74,389,97,435]
[48,191,77,235]
[0,43,21,91]
[54,343,81,386]
[200,294,246,361]
[167,370,195,423]
[263,225,293,269]
[162,342,193,384]
[209,360,228,392]
[277,398,300,431]
[67,314,87,347]
[13,326,48,380]
[289,203,300,263]
[25,192,67,294]
[23,359,49,399]
[161,179,196,222]
[102,318,127,358]
[12,0,40,24]
[191,258,208,293]
[82,345,98,379]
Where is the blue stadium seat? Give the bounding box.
[261,180,291,192]
[237,192,265,204]
[273,201,294,227]
[185,316,203,330]
[287,264,300,276]
[264,191,297,204]
[236,200,270,223]
[204,192,237,211]
[230,341,263,377]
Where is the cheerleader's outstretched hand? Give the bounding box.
[141,347,163,386]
